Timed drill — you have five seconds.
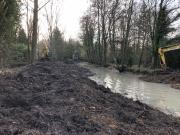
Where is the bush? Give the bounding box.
[9,43,28,67]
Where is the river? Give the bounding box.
[79,62,180,117]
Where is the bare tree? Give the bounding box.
[81,0,180,69]
[121,0,134,67]
[44,0,61,59]
[31,0,38,63]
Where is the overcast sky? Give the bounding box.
[60,0,90,39]
[21,0,180,41]
[21,0,90,40]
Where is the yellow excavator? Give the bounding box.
[159,44,180,69]
[42,44,49,58]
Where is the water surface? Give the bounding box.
[79,62,180,117]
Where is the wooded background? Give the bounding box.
[81,0,180,68]
[0,0,180,69]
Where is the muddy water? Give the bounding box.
[79,62,180,117]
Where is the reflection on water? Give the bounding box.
[79,62,180,117]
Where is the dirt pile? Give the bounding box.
[0,61,179,135]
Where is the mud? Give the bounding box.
[140,72,180,89]
[0,60,179,135]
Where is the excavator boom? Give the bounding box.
[159,44,180,68]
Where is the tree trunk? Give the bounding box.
[112,19,116,63]
[97,5,102,65]
[101,0,107,66]
[31,0,38,63]
[121,0,134,67]
[26,1,31,63]
[138,33,147,68]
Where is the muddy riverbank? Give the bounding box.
[118,66,180,90]
[140,71,180,89]
[0,60,179,135]
[110,64,180,90]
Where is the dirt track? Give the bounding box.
[0,60,179,135]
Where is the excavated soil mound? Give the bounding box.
[0,61,179,135]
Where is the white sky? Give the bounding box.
[60,0,90,39]
[21,0,180,40]
[21,0,90,40]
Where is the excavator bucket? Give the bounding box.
[165,49,180,69]
[159,44,180,69]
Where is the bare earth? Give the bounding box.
[0,60,179,135]
[140,72,180,89]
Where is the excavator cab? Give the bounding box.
[159,44,180,69]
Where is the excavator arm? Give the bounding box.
[158,44,180,68]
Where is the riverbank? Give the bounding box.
[0,60,179,134]
[116,65,180,90]
[139,71,180,89]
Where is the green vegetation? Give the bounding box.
[10,43,28,67]
[49,27,64,60]
[47,27,82,61]
[0,0,20,67]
